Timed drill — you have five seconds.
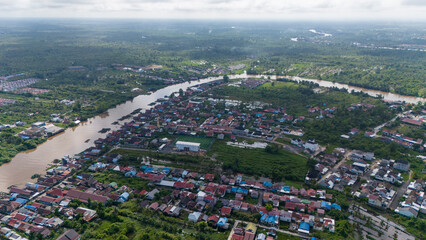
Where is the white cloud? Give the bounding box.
[0,0,424,20]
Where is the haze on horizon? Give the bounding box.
[0,0,425,21]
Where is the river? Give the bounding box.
[0,73,423,191]
[246,74,426,104]
[0,75,246,192]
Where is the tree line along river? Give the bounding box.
[0,73,423,191]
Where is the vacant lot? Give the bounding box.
[209,140,308,182]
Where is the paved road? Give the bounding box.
[389,170,411,210]
[258,191,264,206]
[351,160,377,192]
[316,150,350,185]
[227,220,240,240]
[372,111,407,135]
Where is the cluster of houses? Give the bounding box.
[313,151,344,189]
[317,150,376,192]
[306,151,341,185]
[0,78,40,92]
[18,122,64,139]
[1,226,28,240]
[381,129,424,150]
[0,154,124,240]
[112,63,207,84]
[353,180,396,209]
[347,103,376,112]
[366,108,426,151]
[401,118,424,127]
[14,88,50,95]
[307,106,337,119]
[0,97,16,106]
[395,179,426,218]
[91,80,318,152]
[370,159,407,184]
[229,222,260,240]
[0,142,340,240]
[6,77,416,239]
[0,162,102,239]
[87,153,340,237]
[291,139,320,153]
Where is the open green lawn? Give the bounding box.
[93,171,150,190]
[262,81,301,89]
[175,135,215,149]
[209,140,308,182]
[275,137,292,145]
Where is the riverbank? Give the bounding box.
[0,72,424,191]
[246,74,426,104]
[0,76,234,191]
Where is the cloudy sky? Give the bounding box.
[0,0,425,21]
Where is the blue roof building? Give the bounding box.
[217,217,228,227]
[118,192,130,203]
[331,203,341,210]
[9,193,18,201]
[298,222,310,234]
[321,201,331,210]
[236,188,248,195]
[25,205,37,211]
[263,182,272,187]
[260,213,268,222]
[15,198,28,205]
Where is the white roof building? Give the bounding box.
[176,141,200,152]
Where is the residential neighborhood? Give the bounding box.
[0,77,422,240]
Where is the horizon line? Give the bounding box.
[0,17,425,23]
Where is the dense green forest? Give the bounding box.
[0,20,425,96]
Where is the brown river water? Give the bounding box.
[0,76,235,191]
[0,73,424,191]
[247,75,425,104]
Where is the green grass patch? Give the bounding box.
[209,140,308,182]
[263,81,300,89]
[93,171,149,190]
[244,196,259,205]
[284,180,305,189]
[275,137,291,145]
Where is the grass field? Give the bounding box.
[262,81,301,89]
[93,171,150,190]
[275,137,292,145]
[209,140,308,182]
[174,135,215,149]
